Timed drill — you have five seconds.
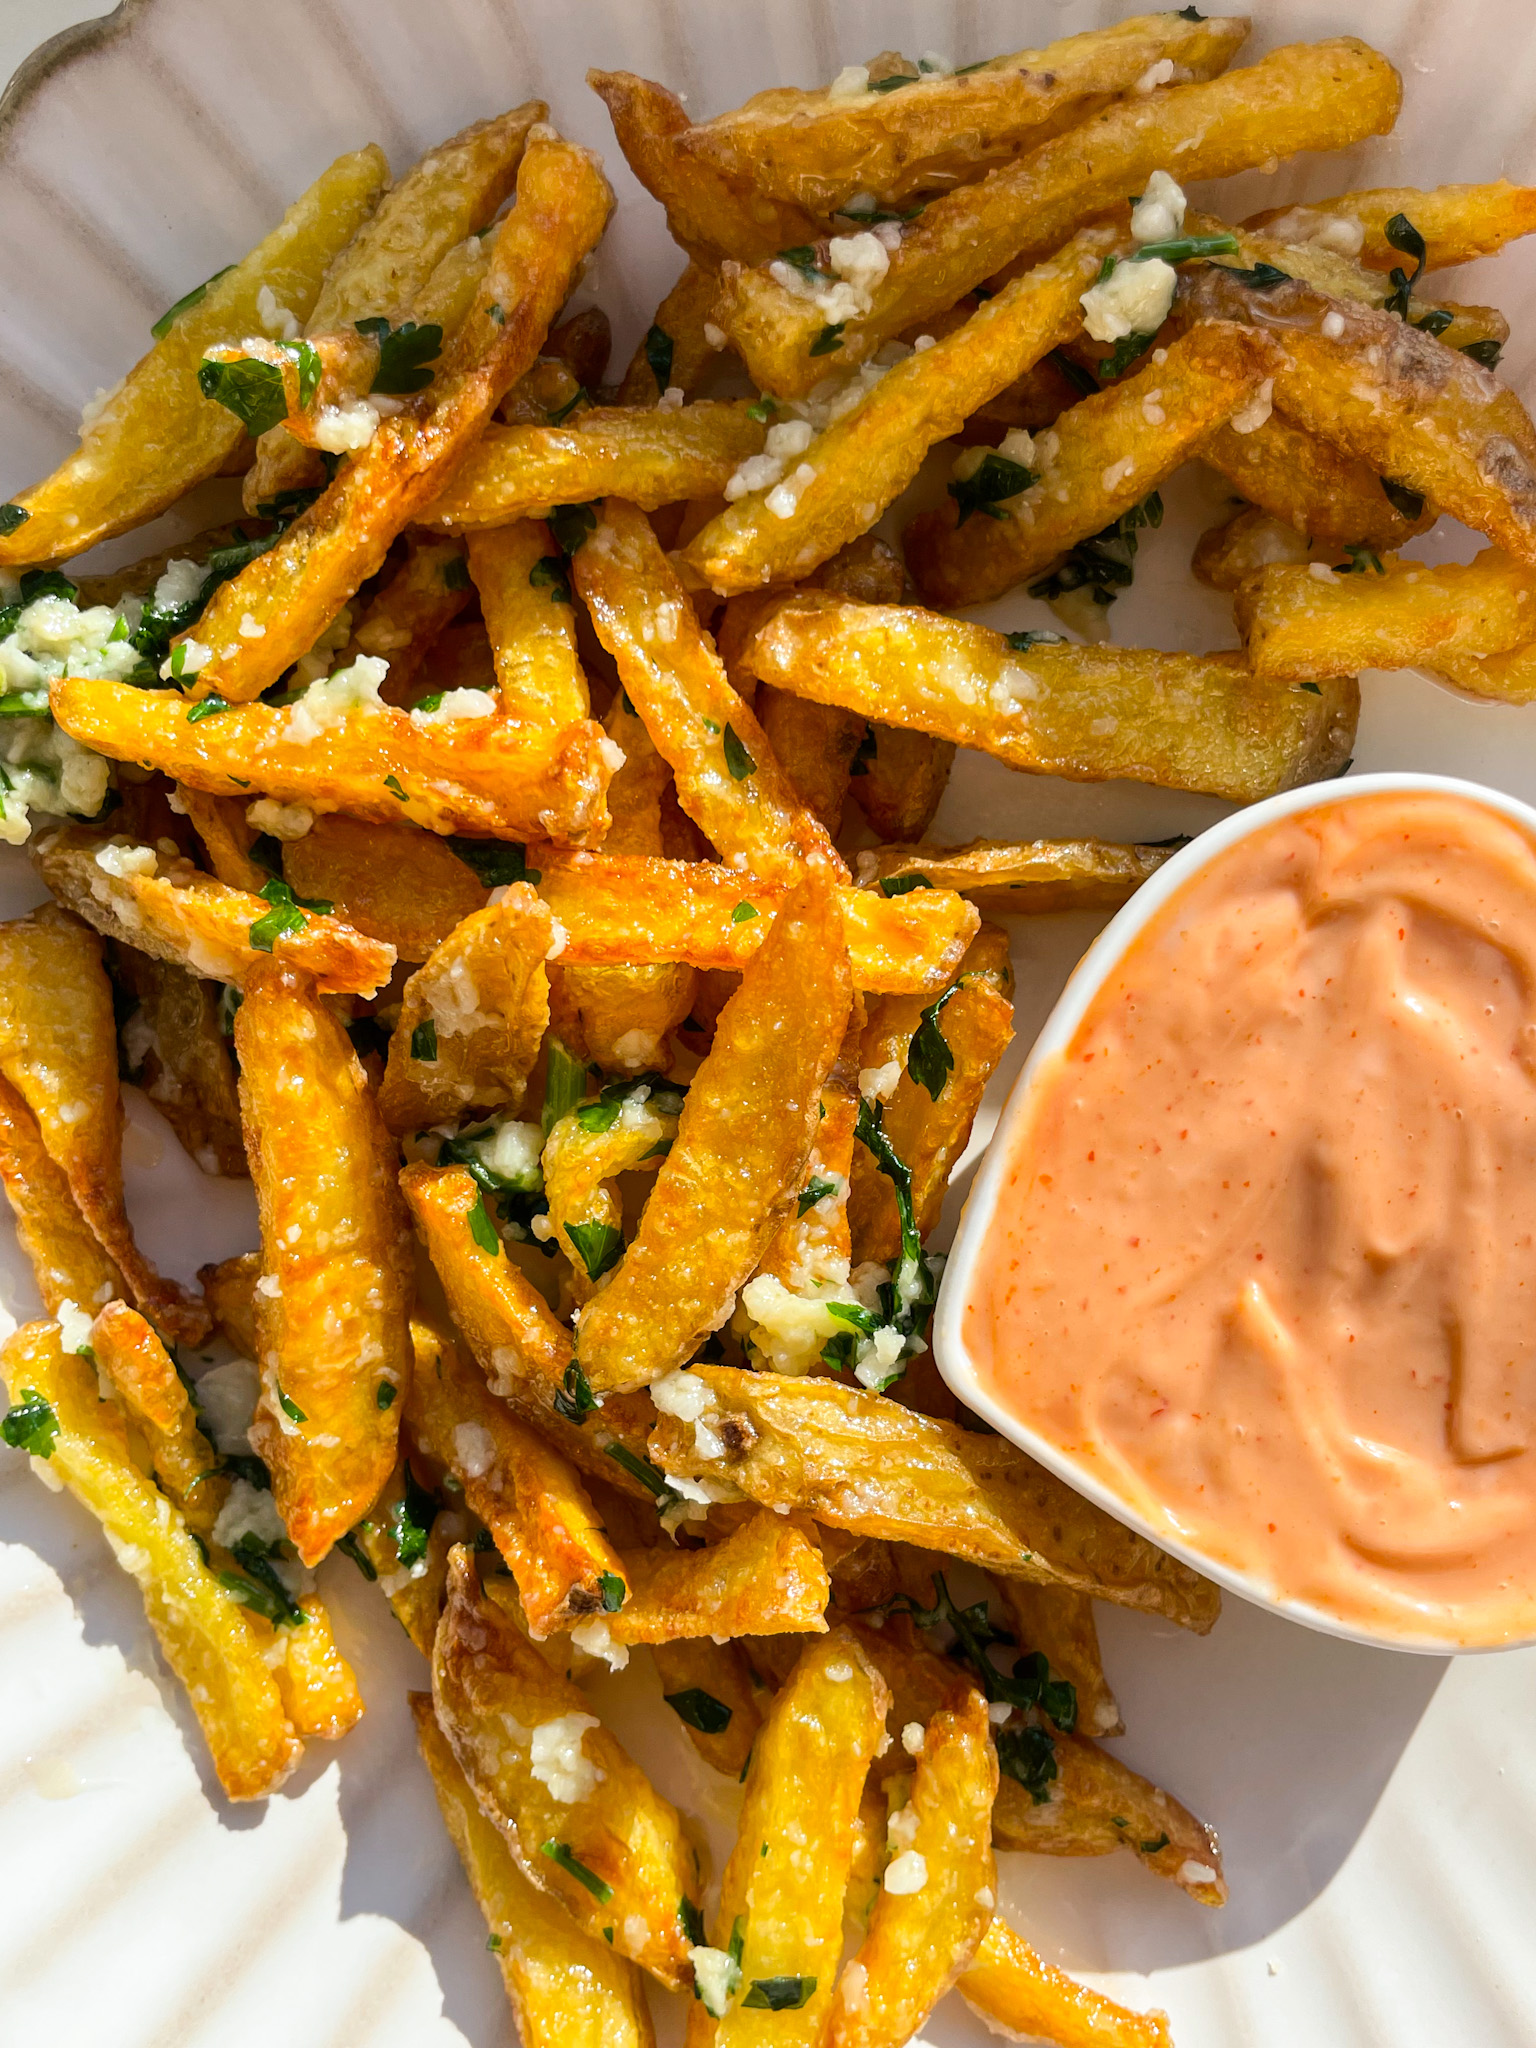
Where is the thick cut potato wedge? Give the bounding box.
[411,1696,656,2048]
[1246,180,1536,273]
[281,813,486,960]
[0,1073,124,1316]
[0,148,387,565]
[469,521,588,727]
[236,963,412,1564]
[996,1579,1123,1741]
[111,947,246,1179]
[378,887,551,1131]
[406,1317,626,1638]
[747,593,1358,803]
[433,1545,701,1988]
[651,1637,764,1778]
[573,878,852,1393]
[680,13,1250,215]
[535,850,977,993]
[345,537,473,703]
[854,836,1176,915]
[574,500,845,884]
[687,1630,889,2047]
[0,902,205,1342]
[822,1690,997,2048]
[684,225,1126,597]
[649,1369,1220,1629]
[1180,262,1536,565]
[1200,406,1435,551]
[600,1510,829,1645]
[1235,548,1536,676]
[0,1320,302,1798]
[905,320,1282,608]
[618,261,727,403]
[716,39,1402,397]
[179,129,611,703]
[423,404,765,529]
[49,676,614,847]
[36,827,395,999]
[960,1917,1172,2048]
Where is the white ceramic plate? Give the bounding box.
[4,5,1536,2045]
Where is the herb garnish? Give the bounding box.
[644,325,675,393]
[809,323,846,356]
[152,264,235,339]
[1029,491,1163,609]
[247,876,331,952]
[949,451,1036,525]
[445,836,540,888]
[540,1841,613,1901]
[563,1219,624,1283]
[1,1390,58,1458]
[354,316,442,394]
[665,1688,733,1733]
[743,1977,817,2010]
[722,724,756,779]
[553,1360,597,1424]
[908,983,960,1100]
[410,1020,438,1062]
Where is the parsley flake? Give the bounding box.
[411,1019,438,1062]
[908,983,960,1100]
[1,1389,58,1458]
[354,316,442,394]
[665,1688,732,1734]
[540,1841,612,1901]
[152,264,235,339]
[809,323,846,356]
[949,451,1034,525]
[644,324,675,392]
[564,1220,624,1283]
[722,724,756,779]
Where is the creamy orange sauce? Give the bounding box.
[967,790,1536,1646]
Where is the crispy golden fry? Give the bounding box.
[716,39,1401,397]
[50,675,613,847]
[1201,406,1434,552]
[175,787,268,891]
[34,826,395,999]
[992,1725,1225,1904]
[574,878,852,1393]
[412,1696,656,2048]
[752,689,859,838]
[1428,642,1536,703]
[748,593,1358,803]
[261,1596,365,1742]
[905,320,1281,607]
[601,1511,829,1645]
[543,1088,678,1305]
[618,261,726,404]
[1182,262,1536,565]
[0,148,386,566]
[237,963,412,1564]
[545,307,612,391]
[467,521,588,727]
[823,1691,997,2048]
[433,1545,700,1987]
[848,928,1013,1264]
[0,1075,123,1316]
[0,903,205,1343]
[960,1917,1172,2048]
[688,224,1129,598]
[849,723,955,843]
[199,1249,260,1357]
[406,1318,626,1638]
[280,813,485,959]
[1236,547,1536,676]
[535,850,977,994]
[379,888,551,1131]
[574,500,846,883]
[995,1580,1122,1741]
[757,1032,859,1291]
[650,1369,1220,1629]
[689,1630,888,2046]
[1246,180,1536,273]
[1192,503,1316,589]
[1,1320,301,1798]
[179,131,611,704]
[854,835,1176,915]
[111,946,246,1177]
[588,69,821,266]
[651,1637,764,1777]
[89,1300,224,1532]
[682,13,1249,214]
[345,537,473,703]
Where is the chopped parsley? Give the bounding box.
[644,324,675,393]
[547,501,599,556]
[553,1360,597,1424]
[1,1390,58,1458]
[851,1098,938,1381]
[277,1386,306,1424]
[878,872,932,897]
[1380,476,1425,521]
[564,1219,624,1283]
[599,1572,626,1613]
[486,1933,503,1953]
[1462,337,1504,369]
[1382,212,1427,321]
[529,556,573,604]
[809,323,846,356]
[540,1841,612,1901]
[152,263,235,339]
[546,385,588,427]
[604,1441,677,1502]
[731,900,758,924]
[1139,1832,1171,1855]
[1211,259,1292,291]
[997,1723,1059,1803]
[776,246,824,283]
[410,1019,439,1062]
[445,836,540,888]
[743,1977,817,2010]
[222,1534,307,1627]
[868,1571,1077,1736]
[1099,328,1159,379]
[949,449,1036,525]
[248,876,330,952]
[487,303,505,326]
[542,1039,588,1136]
[1005,629,1065,652]
[678,1896,706,1945]
[746,394,778,423]
[1335,543,1384,575]
[466,1190,502,1255]
[722,724,756,780]
[1177,5,1206,18]
[389,1461,439,1567]
[383,774,409,802]
[797,1176,837,1216]
[335,1529,377,1581]
[442,554,472,590]
[197,344,320,438]
[353,315,442,394]
[0,504,28,536]
[665,1688,732,1734]
[375,1381,397,1410]
[907,982,960,1100]
[1135,231,1237,266]
[1029,491,1162,609]
[185,695,232,723]
[1047,347,1102,399]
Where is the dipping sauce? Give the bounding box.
[966,789,1536,1647]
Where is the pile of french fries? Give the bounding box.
[2,11,1534,2042]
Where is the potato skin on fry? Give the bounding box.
[237,963,412,1565]
[854,836,1176,916]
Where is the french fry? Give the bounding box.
[680,13,1250,215]
[199,1249,261,1358]
[822,1691,997,2048]
[1428,643,1536,704]
[847,926,1014,1264]
[600,1511,829,1644]
[281,813,486,959]
[411,1696,657,2048]
[1180,262,1536,566]
[406,1317,626,1638]
[378,887,551,1132]
[0,1320,302,1799]
[1235,548,1536,676]
[746,593,1359,803]
[535,850,977,994]
[756,1028,860,1292]
[715,40,1402,397]
[1192,504,1316,590]
[960,1916,1173,2048]
[652,1637,764,1777]
[995,1580,1122,1741]
[89,1301,224,1534]
[49,675,615,847]
[175,787,269,892]
[262,1595,365,1742]
[422,404,766,529]
[573,500,847,883]
[853,836,1176,915]
[348,1453,463,1655]
[618,261,727,404]
[0,903,206,1343]
[905,320,1282,608]
[236,962,413,1564]
[0,1074,123,1316]
[587,69,822,266]
[543,1086,678,1304]
[178,129,611,704]
[848,722,955,844]
[111,947,248,1178]
[432,1545,701,1987]
[648,1368,1220,1630]
[573,877,853,1393]
[1246,180,1536,273]
[344,536,473,703]
[545,306,612,392]
[1199,405,1434,551]
[34,826,395,999]
[688,1630,889,2046]
[0,148,387,566]
[468,521,589,728]
[686,224,1125,598]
